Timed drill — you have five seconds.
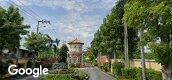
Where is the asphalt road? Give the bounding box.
[80,67,116,80]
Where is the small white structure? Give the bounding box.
[67,38,84,64]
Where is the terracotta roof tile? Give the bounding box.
[68,38,84,44]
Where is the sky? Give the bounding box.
[0,0,118,49]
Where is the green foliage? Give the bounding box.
[123,0,172,79]
[146,69,162,80]
[145,52,155,59]
[99,63,109,72]
[25,32,49,53]
[91,0,139,59]
[38,49,55,60]
[0,5,29,51]
[149,42,172,65]
[70,70,89,80]
[84,47,96,63]
[59,44,69,62]
[26,60,33,68]
[123,0,147,29]
[70,63,80,68]
[112,62,124,76]
[0,60,10,75]
[124,0,172,66]
[40,69,89,80]
[122,68,162,80]
[40,74,72,80]
[122,67,142,80]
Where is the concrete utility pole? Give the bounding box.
[169,31,172,47]
[140,28,146,80]
[124,23,129,68]
[37,20,50,33]
[113,49,116,60]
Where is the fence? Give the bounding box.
[111,59,162,72]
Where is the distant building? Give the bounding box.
[96,55,109,64]
[67,38,84,65]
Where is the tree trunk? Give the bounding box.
[139,28,146,80]
[162,65,172,80]
[124,22,129,68]
[15,48,19,67]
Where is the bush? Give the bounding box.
[27,60,33,68]
[39,74,72,80]
[70,63,75,67]
[18,63,26,68]
[43,69,89,80]
[93,63,98,66]
[146,69,162,80]
[98,63,110,72]
[122,67,142,80]
[49,68,75,74]
[113,62,124,76]
[0,61,9,75]
[70,70,89,80]
[122,68,162,80]
[103,63,109,72]
[70,63,81,68]
[6,59,14,64]
[75,63,80,67]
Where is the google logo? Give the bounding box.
[8,64,48,78]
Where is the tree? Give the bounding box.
[124,0,172,79]
[91,0,138,63]
[83,47,95,63]
[123,0,148,79]
[45,34,60,54]
[0,5,29,52]
[145,1,172,79]
[25,32,49,53]
[59,44,69,63]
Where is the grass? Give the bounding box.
[39,74,73,80]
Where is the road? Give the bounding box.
[80,67,116,80]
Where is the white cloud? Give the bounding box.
[9,0,118,48]
[100,0,118,10]
[17,0,88,13]
[56,12,100,40]
[16,0,118,13]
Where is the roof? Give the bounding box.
[68,38,84,44]
[96,55,109,64]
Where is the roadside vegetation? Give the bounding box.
[91,0,172,80]
[40,69,89,80]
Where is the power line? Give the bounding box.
[16,0,43,20]
[7,0,39,21]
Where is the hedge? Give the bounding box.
[122,68,162,80]
[112,62,124,76]
[112,62,162,80]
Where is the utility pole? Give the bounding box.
[124,22,129,68]
[140,28,146,80]
[37,20,51,33]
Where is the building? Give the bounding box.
[96,55,109,64]
[67,38,84,65]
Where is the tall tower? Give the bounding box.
[67,38,84,65]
